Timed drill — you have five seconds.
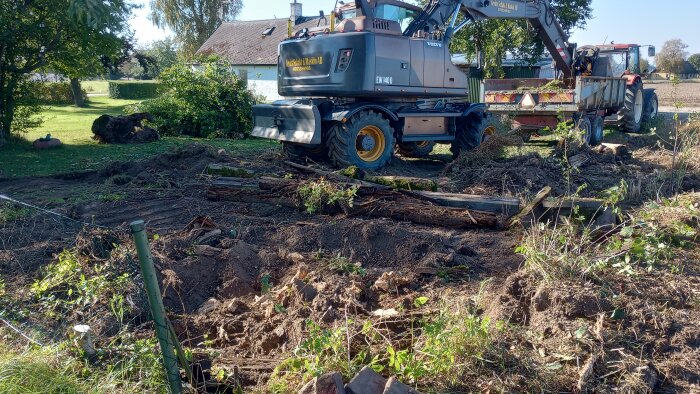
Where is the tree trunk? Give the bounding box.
[70,78,85,107]
[0,76,17,139]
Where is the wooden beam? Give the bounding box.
[407,191,521,216]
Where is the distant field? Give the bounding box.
[645,79,700,107]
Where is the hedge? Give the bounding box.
[35,82,87,105]
[108,81,162,99]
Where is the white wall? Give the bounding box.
[231,65,282,102]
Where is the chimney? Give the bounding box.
[290,0,302,25]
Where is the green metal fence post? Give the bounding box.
[130,220,182,394]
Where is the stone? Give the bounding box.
[372,271,411,293]
[197,298,221,314]
[346,366,387,394]
[33,137,62,150]
[298,372,346,394]
[532,285,551,312]
[382,377,421,394]
[293,278,318,302]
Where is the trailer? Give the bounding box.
[483,44,659,146]
[484,76,628,145]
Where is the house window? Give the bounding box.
[262,27,275,36]
[238,69,248,83]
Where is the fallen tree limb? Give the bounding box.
[208,176,499,229]
[405,190,520,216]
[508,186,552,228]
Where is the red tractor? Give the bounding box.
[590,44,659,132]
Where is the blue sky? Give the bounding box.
[130,0,700,57]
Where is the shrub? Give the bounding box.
[127,61,254,138]
[108,81,161,99]
[35,82,87,105]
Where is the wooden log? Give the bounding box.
[211,177,259,189]
[508,186,552,228]
[407,191,521,216]
[337,165,438,191]
[568,153,589,168]
[353,201,498,229]
[595,143,630,158]
[284,161,388,189]
[208,177,498,229]
[207,164,255,178]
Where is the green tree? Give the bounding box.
[451,0,593,78]
[655,39,689,74]
[688,54,700,74]
[142,37,179,79]
[150,0,243,56]
[0,0,132,142]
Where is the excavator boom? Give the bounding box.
[406,0,575,78]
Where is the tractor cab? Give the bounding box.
[594,44,655,77]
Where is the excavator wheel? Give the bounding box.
[450,112,494,158]
[396,141,435,158]
[327,111,395,170]
[619,80,644,133]
[643,90,659,123]
[282,142,328,161]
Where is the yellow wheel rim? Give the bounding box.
[483,125,497,142]
[416,141,430,148]
[356,125,385,162]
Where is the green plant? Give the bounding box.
[328,254,366,276]
[0,203,30,224]
[297,178,359,214]
[30,250,132,319]
[127,60,254,138]
[108,81,162,99]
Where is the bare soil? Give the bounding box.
[1,117,699,392]
[646,79,700,107]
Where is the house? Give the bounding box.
[196,1,322,101]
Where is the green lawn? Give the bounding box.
[81,80,110,95]
[1,96,276,178]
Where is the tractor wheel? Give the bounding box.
[450,112,495,158]
[643,90,659,123]
[327,111,395,170]
[282,142,328,161]
[589,116,604,146]
[576,116,593,145]
[396,141,435,158]
[619,80,644,132]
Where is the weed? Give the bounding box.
[269,302,497,391]
[30,250,132,319]
[328,254,366,277]
[0,203,30,224]
[260,274,273,294]
[297,178,358,214]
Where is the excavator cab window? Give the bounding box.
[374,4,418,32]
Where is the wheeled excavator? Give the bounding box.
[250,0,614,170]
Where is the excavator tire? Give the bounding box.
[327,111,395,170]
[643,89,659,123]
[396,141,435,158]
[619,79,644,133]
[282,142,328,161]
[450,112,495,158]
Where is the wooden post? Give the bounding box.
[131,220,182,394]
